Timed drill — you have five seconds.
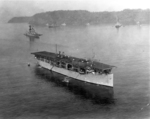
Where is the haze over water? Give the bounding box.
[0,23,149,119]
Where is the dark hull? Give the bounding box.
[115,25,121,28]
[24,34,39,38]
[24,33,42,38]
[34,66,114,103]
[48,25,59,28]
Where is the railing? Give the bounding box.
[35,56,112,75]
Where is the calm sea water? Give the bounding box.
[0,23,149,119]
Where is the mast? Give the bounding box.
[55,44,57,54]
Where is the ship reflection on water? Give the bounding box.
[34,65,115,104]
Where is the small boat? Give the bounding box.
[136,21,141,27]
[86,23,90,26]
[61,23,66,26]
[46,24,59,28]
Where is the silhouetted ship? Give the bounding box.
[24,25,42,38]
[46,23,59,28]
[115,22,122,28]
[32,51,115,101]
[115,17,122,28]
[136,21,141,27]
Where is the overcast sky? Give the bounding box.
[0,0,149,22]
[0,0,149,12]
[33,0,150,12]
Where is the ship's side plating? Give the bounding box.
[38,60,113,87]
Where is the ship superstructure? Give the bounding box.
[24,25,42,38]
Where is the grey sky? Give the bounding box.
[33,0,149,12]
[1,0,149,13]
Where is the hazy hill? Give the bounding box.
[8,9,150,26]
[8,17,32,23]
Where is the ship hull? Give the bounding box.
[38,61,113,87]
[24,32,42,38]
[35,61,114,103]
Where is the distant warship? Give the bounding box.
[24,25,42,38]
[115,17,122,28]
